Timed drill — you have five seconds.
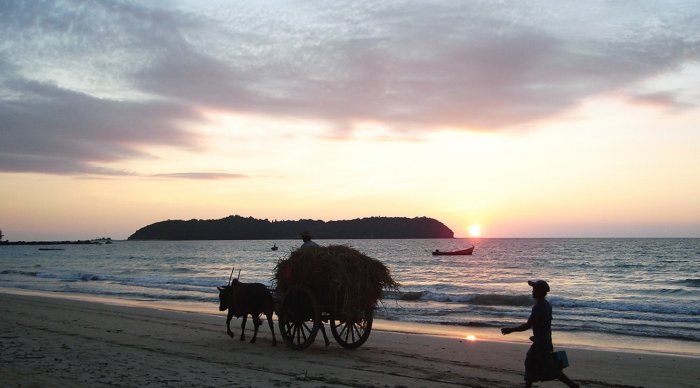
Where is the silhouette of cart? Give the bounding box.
[273,283,373,350]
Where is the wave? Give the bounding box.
[1,269,109,282]
[553,297,700,316]
[382,290,533,307]
[683,278,700,287]
[3,270,223,289]
[657,288,691,294]
[171,267,195,273]
[467,294,533,306]
[0,270,39,277]
[381,289,700,318]
[55,273,110,282]
[125,276,234,289]
[56,288,216,303]
[79,273,103,281]
[382,290,424,301]
[561,321,700,342]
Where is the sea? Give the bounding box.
[1,238,698,357]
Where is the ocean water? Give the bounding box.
[1,238,698,355]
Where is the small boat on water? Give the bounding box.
[271,244,278,251]
[432,246,474,256]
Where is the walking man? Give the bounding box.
[501,280,579,387]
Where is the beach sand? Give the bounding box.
[1,291,698,387]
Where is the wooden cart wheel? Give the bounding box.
[330,309,373,349]
[278,286,320,350]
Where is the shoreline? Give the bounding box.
[2,290,699,387]
[2,287,698,359]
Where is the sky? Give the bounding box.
[2,0,700,240]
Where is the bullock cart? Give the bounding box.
[273,245,397,350]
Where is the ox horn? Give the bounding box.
[237,269,241,280]
[227,266,235,286]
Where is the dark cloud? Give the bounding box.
[0,1,211,176]
[126,1,700,130]
[1,0,699,176]
[1,75,203,175]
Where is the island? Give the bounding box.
[127,215,454,240]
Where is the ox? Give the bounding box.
[217,279,277,346]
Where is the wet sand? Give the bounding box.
[1,290,698,387]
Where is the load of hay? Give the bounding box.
[274,245,398,319]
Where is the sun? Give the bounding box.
[468,224,481,237]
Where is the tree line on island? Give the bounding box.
[128,215,454,240]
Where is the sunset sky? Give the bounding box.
[2,1,699,240]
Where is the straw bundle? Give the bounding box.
[274,245,398,318]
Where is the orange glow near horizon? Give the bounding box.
[465,334,477,341]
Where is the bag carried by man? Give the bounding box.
[552,350,569,369]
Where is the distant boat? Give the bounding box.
[271,244,278,251]
[432,246,474,256]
